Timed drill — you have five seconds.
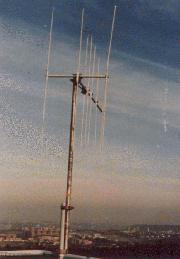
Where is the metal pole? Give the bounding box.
[63,76,78,253]
[60,204,66,256]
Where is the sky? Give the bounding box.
[0,0,180,226]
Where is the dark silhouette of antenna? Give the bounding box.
[43,6,117,257]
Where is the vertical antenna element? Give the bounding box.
[84,35,93,144]
[41,8,54,154]
[94,58,100,144]
[87,45,96,145]
[106,5,117,75]
[80,36,89,146]
[101,5,117,150]
[76,9,84,147]
[76,8,84,84]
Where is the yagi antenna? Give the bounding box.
[44,5,117,257]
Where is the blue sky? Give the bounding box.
[0,0,180,225]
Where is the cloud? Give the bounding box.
[141,0,180,20]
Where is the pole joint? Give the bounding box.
[61,204,74,211]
